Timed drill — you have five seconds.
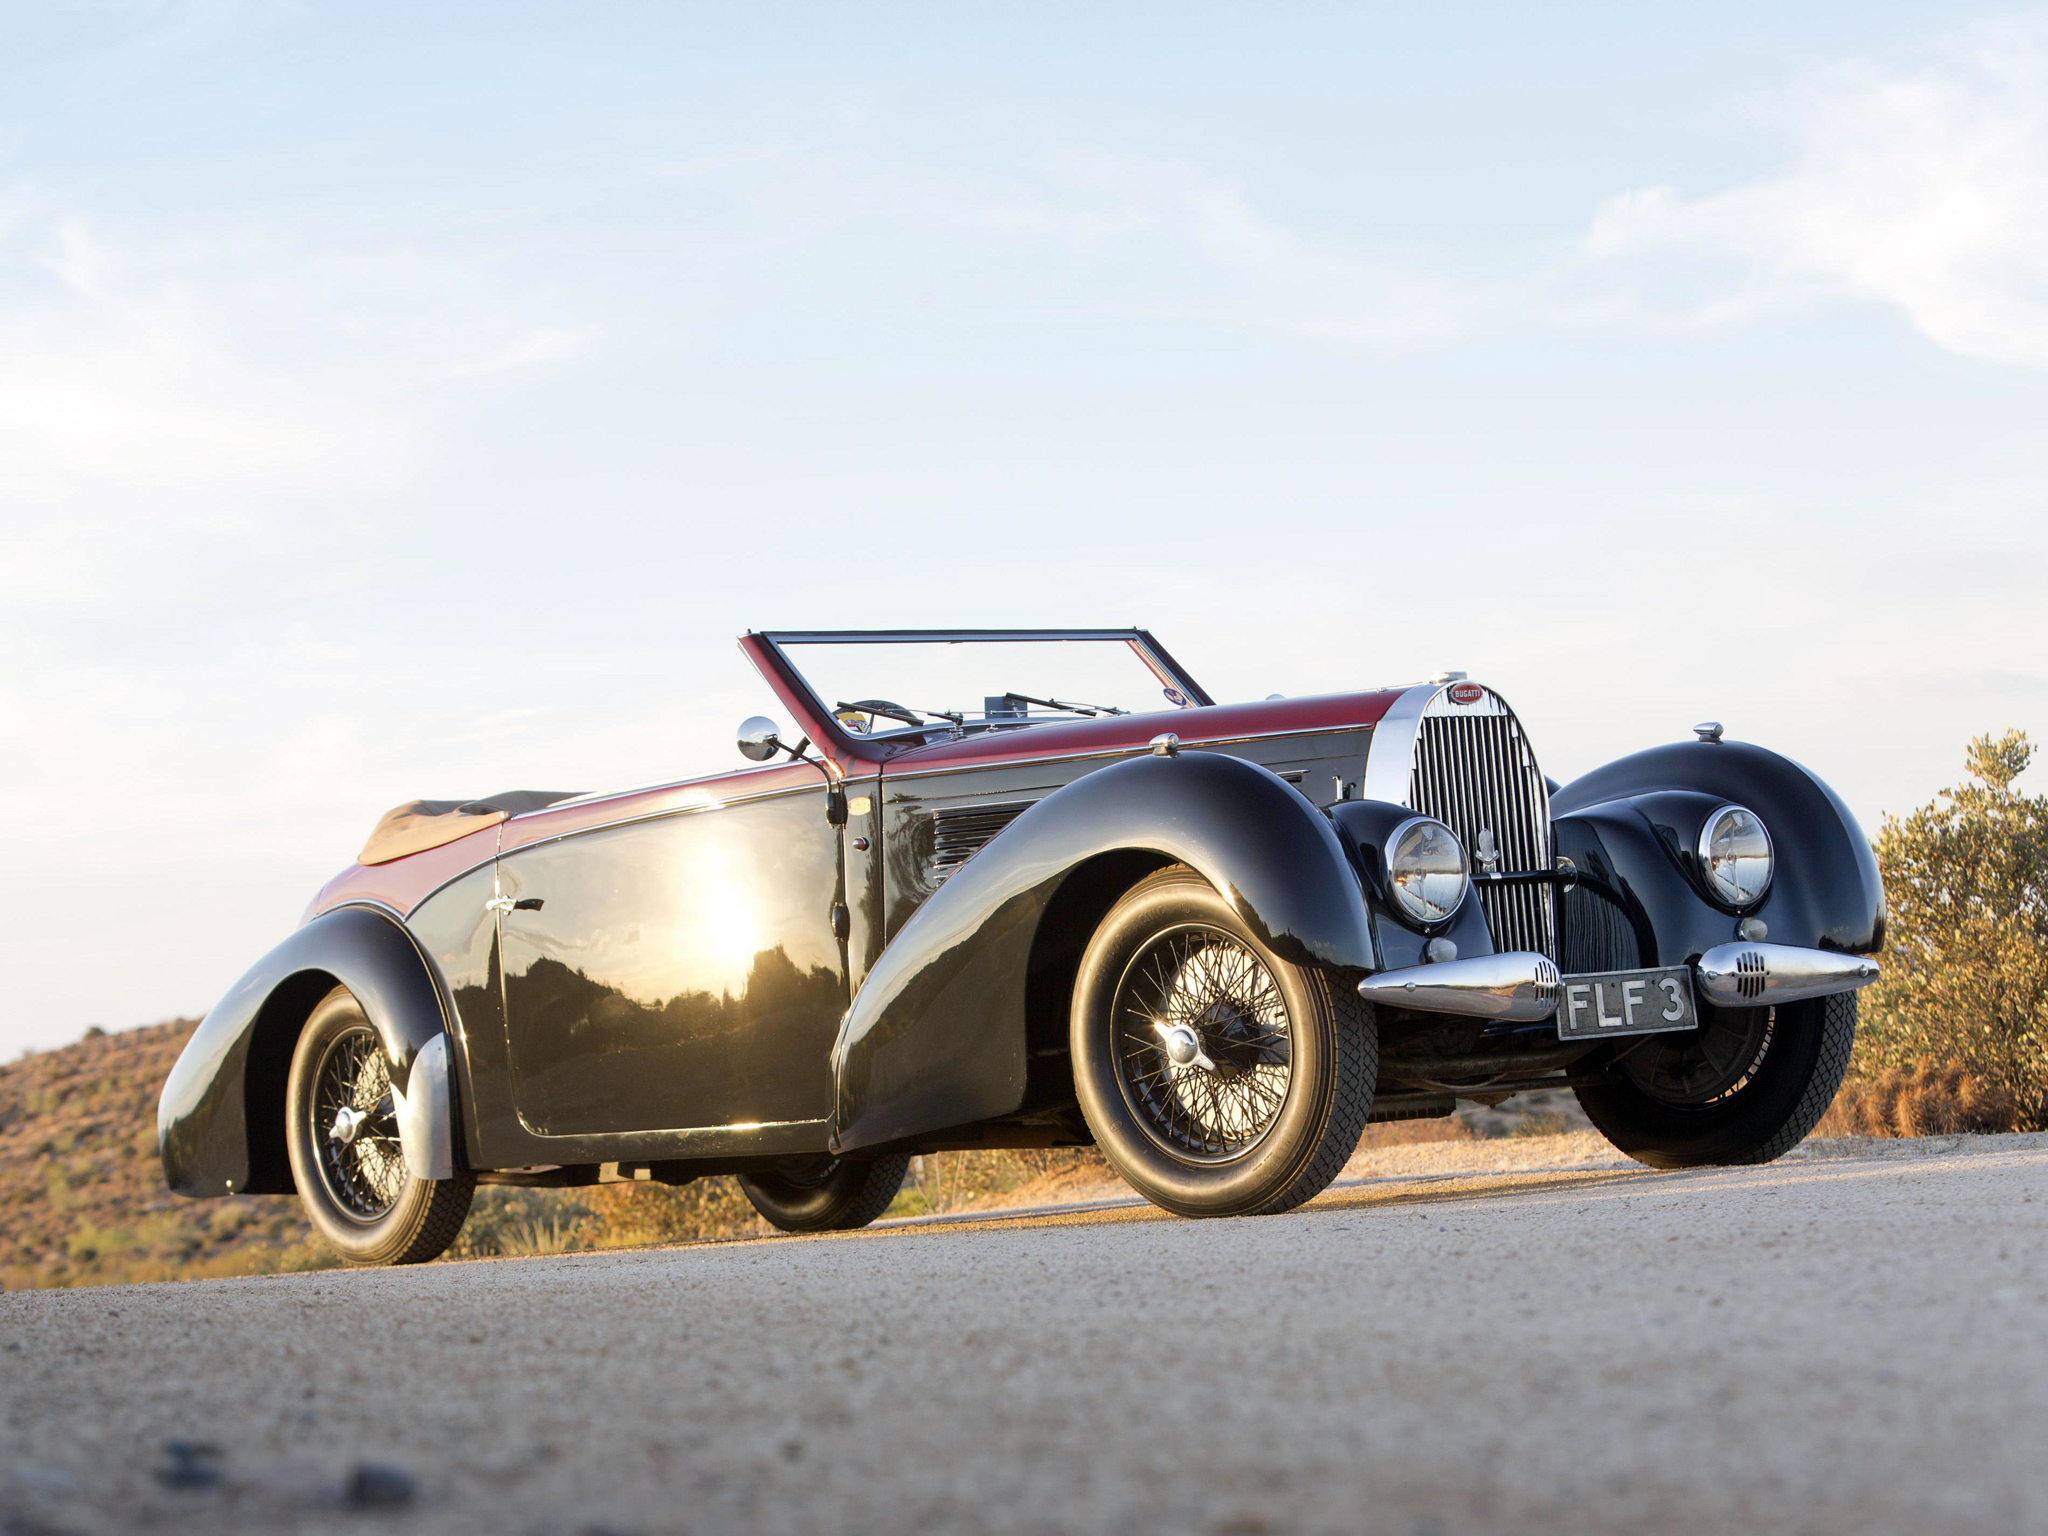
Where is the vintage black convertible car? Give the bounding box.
[160,629,1884,1264]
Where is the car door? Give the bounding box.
[492,779,847,1140]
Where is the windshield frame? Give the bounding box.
[754,628,1213,754]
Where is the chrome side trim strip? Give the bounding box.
[1358,951,1563,1021]
[387,1032,455,1181]
[880,723,1374,784]
[495,778,830,859]
[511,1114,833,1152]
[517,766,867,819]
[333,897,410,926]
[393,776,876,917]
[1696,944,1879,1007]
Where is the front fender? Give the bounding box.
[832,749,1376,1151]
[1326,799,1501,969]
[157,905,453,1197]
[1550,740,1884,971]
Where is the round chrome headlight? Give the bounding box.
[1698,804,1773,908]
[1387,817,1469,925]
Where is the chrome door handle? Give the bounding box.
[485,896,515,914]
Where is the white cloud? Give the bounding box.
[0,209,605,510]
[1586,17,2048,367]
[0,221,342,497]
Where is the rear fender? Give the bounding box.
[831,749,1376,1152]
[157,906,454,1197]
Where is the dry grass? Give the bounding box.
[1819,1060,2025,1139]
[448,1178,774,1259]
[894,1148,1114,1216]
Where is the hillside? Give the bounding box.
[0,1019,1563,1291]
[0,1021,335,1291]
[0,1021,783,1291]
[7,1011,1956,1294]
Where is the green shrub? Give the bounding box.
[1852,730,2048,1131]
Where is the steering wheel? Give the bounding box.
[836,698,925,729]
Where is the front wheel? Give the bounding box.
[284,986,475,1266]
[738,1153,910,1232]
[1070,866,1377,1217]
[1574,991,1857,1169]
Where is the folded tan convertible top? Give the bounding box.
[358,790,580,866]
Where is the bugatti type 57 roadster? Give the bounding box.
[160,630,1884,1263]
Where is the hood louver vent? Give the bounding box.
[927,801,1034,884]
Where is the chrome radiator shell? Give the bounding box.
[1364,681,1558,960]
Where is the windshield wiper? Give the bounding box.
[836,700,966,731]
[836,699,925,728]
[999,692,1128,718]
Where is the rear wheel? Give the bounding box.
[1070,866,1376,1217]
[284,986,475,1266]
[1574,991,1857,1169]
[738,1153,910,1232]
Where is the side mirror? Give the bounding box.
[737,716,785,762]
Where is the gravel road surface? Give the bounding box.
[5,1132,2045,1536]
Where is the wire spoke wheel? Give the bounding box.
[1072,868,1375,1217]
[1112,924,1294,1163]
[285,986,474,1265]
[311,1024,410,1220]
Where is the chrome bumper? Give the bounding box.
[1358,943,1879,1023]
[1694,943,1879,1008]
[1356,951,1563,1022]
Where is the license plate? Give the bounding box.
[1556,966,1698,1040]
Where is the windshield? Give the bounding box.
[769,632,1202,740]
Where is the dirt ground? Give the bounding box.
[5,1129,2044,1536]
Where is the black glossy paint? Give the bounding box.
[1325,799,1499,969]
[1551,740,1885,968]
[403,864,504,1171]
[157,906,449,1197]
[831,749,1377,1152]
[879,730,1372,941]
[492,788,846,1139]
[163,688,1887,1199]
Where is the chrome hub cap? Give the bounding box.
[1152,1019,1216,1071]
[312,1026,409,1221]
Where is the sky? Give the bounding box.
[4,2,2046,1054]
